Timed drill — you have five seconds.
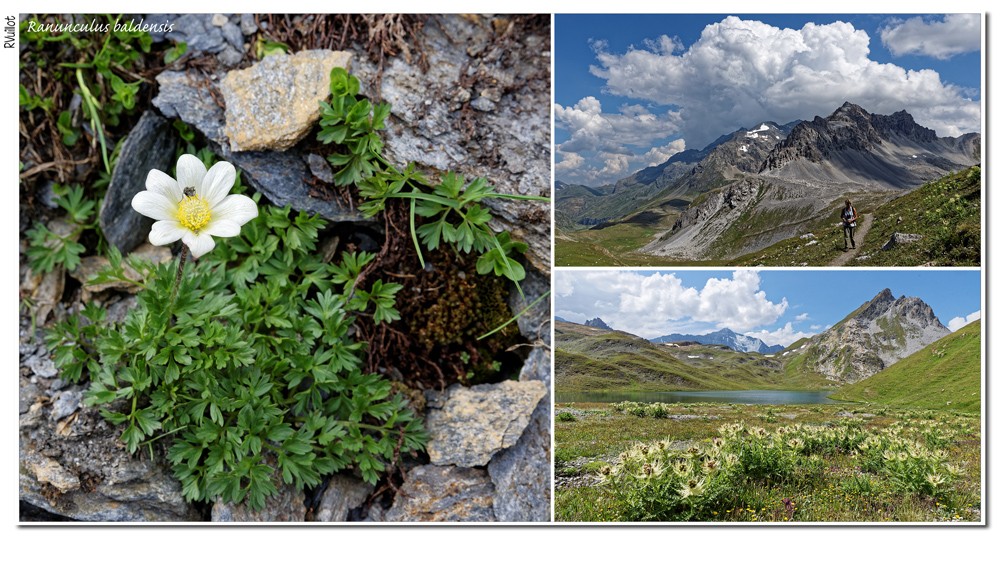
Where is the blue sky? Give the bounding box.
[554,14,982,186]
[554,269,982,346]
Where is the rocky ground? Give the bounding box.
[19,14,551,522]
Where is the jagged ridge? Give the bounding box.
[794,288,950,383]
[650,327,783,354]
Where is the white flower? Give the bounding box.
[131,154,257,258]
[678,478,706,499]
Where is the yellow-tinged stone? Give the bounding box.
[221,49,353,152]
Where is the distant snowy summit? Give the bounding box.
[650,328,783,354]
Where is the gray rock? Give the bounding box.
[509,264,551,344]
[211,13,228,27]
[470,96,496,112]
[226,151,364,223]
[19,380,40,414]
[307,153,335,183]
[518,345,550,386]
[314,474,373,522]
[50,386,83,421]
[351,15,550,274]
[20,396,197,521]
[153,71,226,143]
[384,465,496,522]
[487,347,551,521]
[221,50,352,152]
[221,21,244,50]
[216,46,244,67]
[40,180,60,208]
[105,294,139,325]
[363,502,387,522]
[49,377,69,392]
[25,353,58,379]
[100,111,179,254]
[882,232,924,251]
[239,14,258,36]
[19,320,198,522]
[19,324,39,357]
[143,14,175,42]
[21,260,65,325]
[480,88,502,103]
[425,380,547,467]
[211,476,306,522]
[166,14,227,54]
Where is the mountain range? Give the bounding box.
[650,328,783,355]
[556,102,980,263]
[556,288,957,392]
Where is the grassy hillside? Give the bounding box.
[729,191,893,266]
[830,320,980,412]
[733,166,980,267]
[555,321,830,393]
[846,166,980,266]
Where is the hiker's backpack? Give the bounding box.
[844,205,856,224]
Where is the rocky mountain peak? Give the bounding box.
[855,288,896,322]
[893,295,947,328]
[798,288,950,383]
[872,110,937,142]
[584,317,613,331]
[830,101,871,122]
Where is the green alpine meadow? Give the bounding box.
[554,270,982,523]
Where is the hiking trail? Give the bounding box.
[829,213,873,266]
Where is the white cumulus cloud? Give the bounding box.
[637,140,688,168]
[589,16,981,148]
[880,14,981,59]
[555,96,685,185]
[746,322,817,348]
[794,313,810,321]
[554,270,787,338]
[554,150,584,174]
[947,310,981,332]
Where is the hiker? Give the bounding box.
[841,199,859,250]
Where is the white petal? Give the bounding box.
[145,169,182,201]
[203,219,241,238]
[182,231,216,259]
[211,194,258,226]
[132,191,179,221]
[149,221,185,246]
[200,161,236,206]
[175,154,207,194]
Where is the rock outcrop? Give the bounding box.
[795,288,951,383]
[583,317,613,331]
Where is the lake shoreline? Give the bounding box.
[556,389,847,405]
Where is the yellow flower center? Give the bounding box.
[177,195,211,232]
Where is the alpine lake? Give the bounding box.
[555,389,840,405]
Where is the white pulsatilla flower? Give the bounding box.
[131,154,258,258]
